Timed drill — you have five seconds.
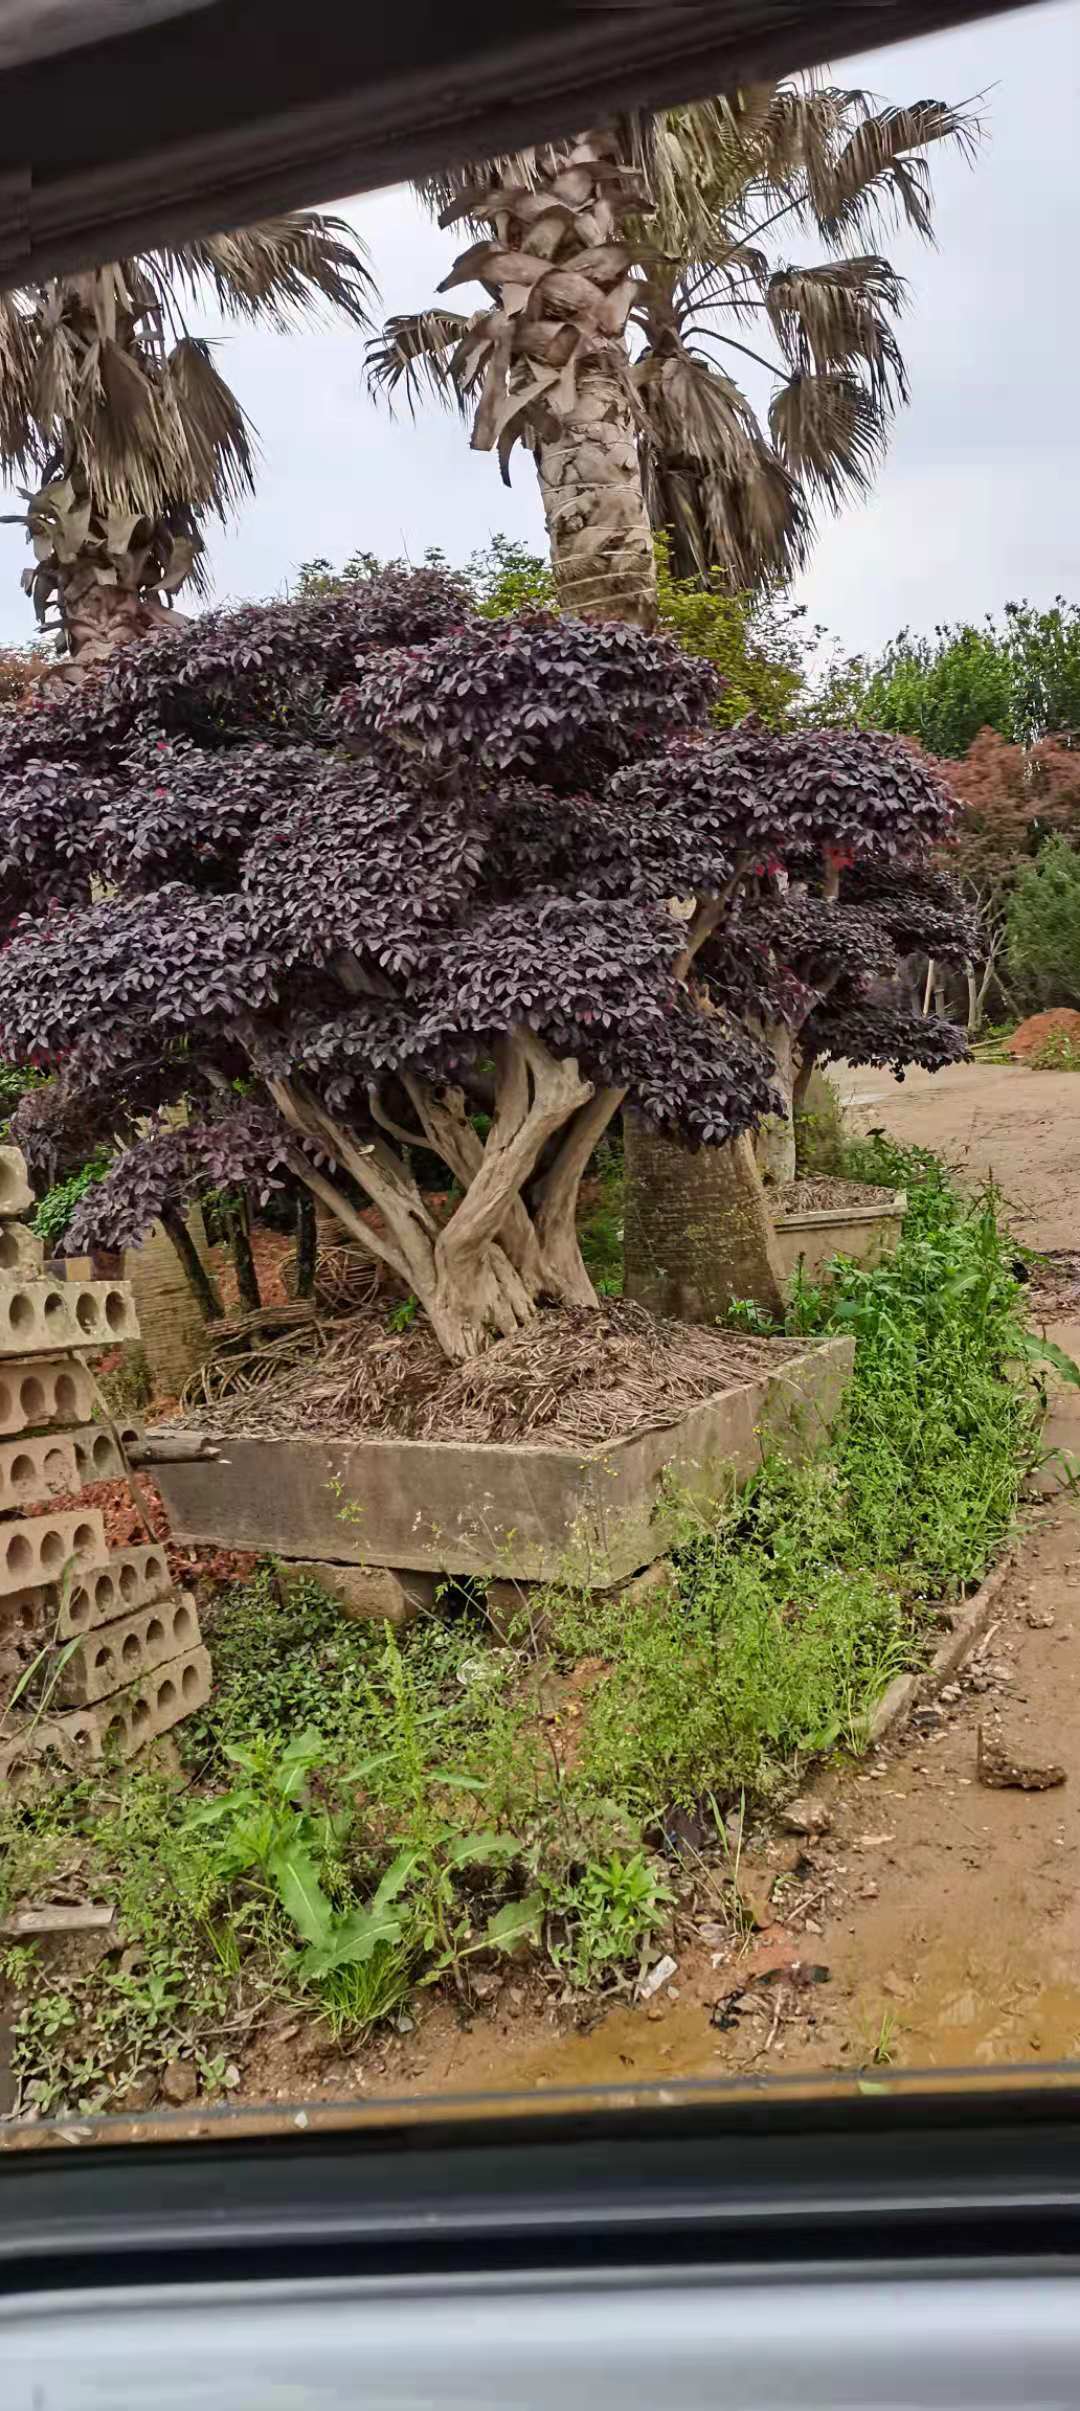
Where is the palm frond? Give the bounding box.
[769,369,888,505]
[365,309,481,418]
[765,257,908,404]
[814,98,981,245]
[635,343,810,585]
[152,212,378,331]
[164,335,257,519]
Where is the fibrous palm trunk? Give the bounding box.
[52,559,187,675]
[434,129,657,627]
[533,356,655,626]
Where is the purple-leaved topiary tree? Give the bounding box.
[0,568,968,1357]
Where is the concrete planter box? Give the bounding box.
[773,1189,906,1284]
[155,1335,853,1588]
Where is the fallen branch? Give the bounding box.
[1,1902,115,1937]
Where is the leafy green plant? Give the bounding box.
[30,1147,113,1248]
[1029,1027,1080,1070]
[548,1850,672,1990]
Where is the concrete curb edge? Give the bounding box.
[866,1545,1020,1749]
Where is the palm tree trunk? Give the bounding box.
[534,370,656,627]
[54,561,187,674]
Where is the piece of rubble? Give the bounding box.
[638,1953,678,2002]
[779,1797,832,1837]
[160,2059,198,2107]
[976,1726,1066,1791]
[1026,1607,1056,1630]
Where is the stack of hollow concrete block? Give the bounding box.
[0,1146,210,1785]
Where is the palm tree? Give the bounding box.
[367,85,978,1320]
[0,215,376,670]
[367,83,977,617]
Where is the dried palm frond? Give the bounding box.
[769,370,888,505]
[154,213,378,331]
[365,309,478,417]
[636,344,809,586]
[765,257,908,404]
[813,99,981,246]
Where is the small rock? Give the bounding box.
[119,2071,159,2113]
[976,1726,1066,1791]
[912,1704,945,1726]
[470,1971,501,2004]
[506,1986,526,2014]
[859,1882,880,1901]
[857,1832,895,1849]
[160,2059,197,2108]
[940,1684,962,1704]
[1026,1608,1056,1630]
[780,1797,832,1837]
[639,1952,678,2002]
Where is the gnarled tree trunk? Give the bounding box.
[265,1034,603,1362]
[753,1021,796,1187]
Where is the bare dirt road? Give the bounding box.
[837,1057,1080,1249]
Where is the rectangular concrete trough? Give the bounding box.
[773,1192,906,1284]
[156,1336,854,1586]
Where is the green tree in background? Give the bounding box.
[808,601,1080,755]
[1008,836,1080,1009]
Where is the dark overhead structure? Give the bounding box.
[0,0,1038,282]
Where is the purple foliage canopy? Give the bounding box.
[0,571,969,1268]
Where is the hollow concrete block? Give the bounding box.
[0,1357,94,1436]
[0,1224,43,1279]
[0,1150,33,1219]
[59,1542,175,1636]
[0,1505,106,1599]
[58,1591,202,1705]
[0,1431,78,1514]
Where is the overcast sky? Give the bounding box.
[1,0,1075,658]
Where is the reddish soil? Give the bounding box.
[1004,1008,1080,1060]
[27,1473,256,1592]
